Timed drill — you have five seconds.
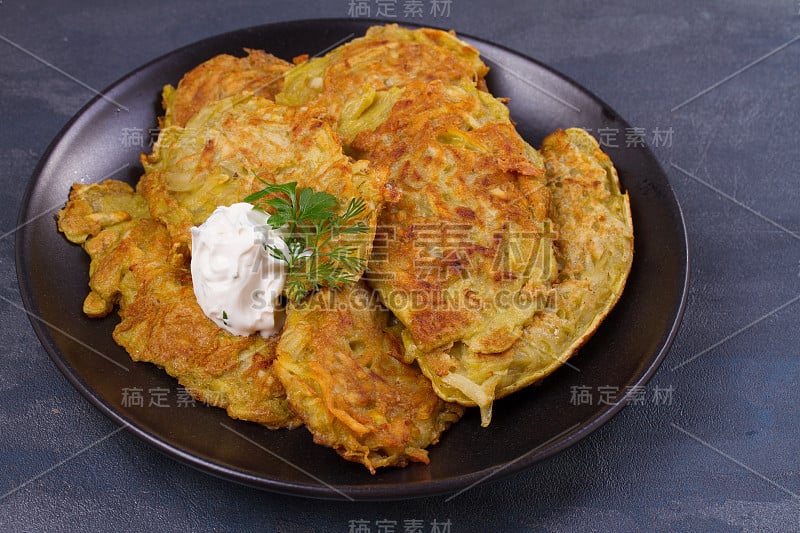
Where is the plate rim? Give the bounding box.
[15,17,689,500]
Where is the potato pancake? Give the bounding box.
[161,48,291,128]
[139,94,383,288]
[58,179,157,316]
[347,81,555,358]
[275,282,463,472]
[57,180,300,429]
[277,23,489,140]
[414,128,634,425]
[56,25,636,472]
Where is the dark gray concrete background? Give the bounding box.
[1,1,799,531]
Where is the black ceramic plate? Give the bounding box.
[16,19,688,500]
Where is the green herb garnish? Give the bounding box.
[244,181,369,302]
[222,310,229,326]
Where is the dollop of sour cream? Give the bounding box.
[190,203,288,338]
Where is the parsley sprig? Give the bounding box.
[244,181,369,302]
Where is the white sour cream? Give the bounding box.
[190,203,288,338]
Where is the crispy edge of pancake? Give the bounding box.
[57,180,153,316]
[493,128,634,395]
[161,48,292,128]
[414,128,634,426]
[275,282,463,473]
[57,179,150,245]
[57,179,300,429]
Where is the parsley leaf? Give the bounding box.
[243,181,369,302]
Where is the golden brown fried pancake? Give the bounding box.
[276,28,633,427]
[139,94,383,281]
[161,49,291,128]
[277,24,489,140]
[57,180,299,429]
[114,254,298,429]
[58,27,634,467]
[275,282,463,472]
[414,128,634,425]
[348,80,555,357]
[58,180,155,316]
[275,26,574,427]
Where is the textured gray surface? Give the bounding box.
[2,0,799,531]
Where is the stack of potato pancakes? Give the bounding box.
[58,25,633,473]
